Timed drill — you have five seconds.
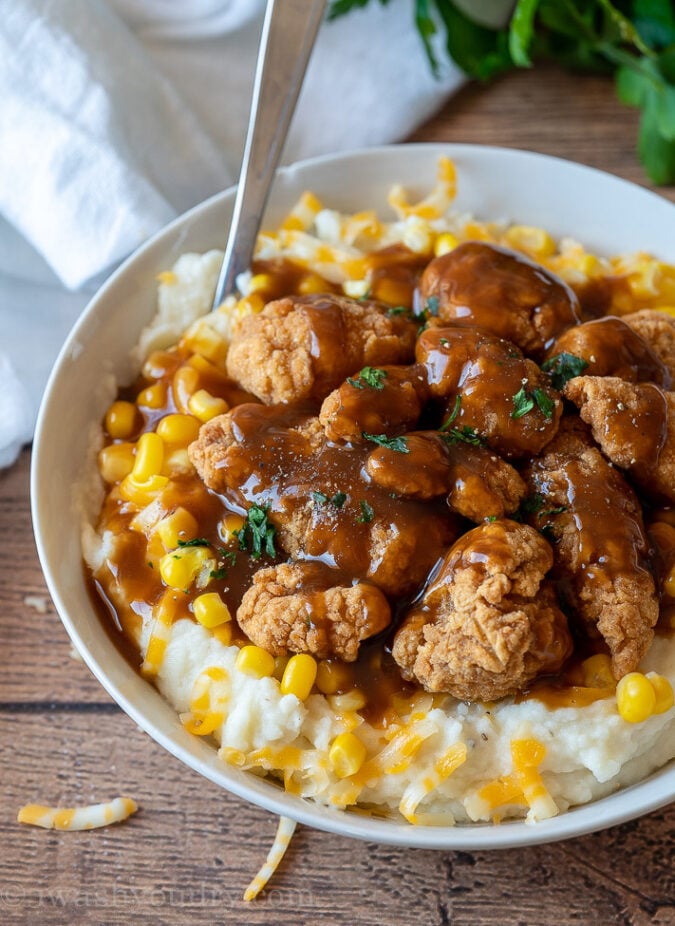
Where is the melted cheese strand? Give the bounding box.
[17,797,137,831]
[243,816,297,901]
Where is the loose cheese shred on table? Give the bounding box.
[243,815,297,902]
[17,796,138,831]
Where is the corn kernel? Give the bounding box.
[664,563,675,600]
[646,672,674,714]
[218,512,246,546]
[136,382,167,409]
[155,507,199,550]
[105,401,138,439]
[434,232,459,257]
[315,660,352,695]
[181,324,227,363]
[156,413,201,447]
[329,732,367,779]
[162,448,192,475]
[159,546,211,590]
[328,688,366,712]
[188,389,229,423]
[132,432,165,482]
[142,350,175,380]
[342,279,370,299]
[193,592,232,629]
[119,473,169,507]
[248,273,274,295]
[211,623,233,646]
[280,654,317,701]
[237,293,265,315]
[616,672,656,723]
[173,365,200,414]
[98,442,135,483]
[235,645,275,678]
[581,653,615,690]
[298,273,328,295]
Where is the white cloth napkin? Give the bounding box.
[0,0,467,468]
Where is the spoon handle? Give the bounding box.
[212,0,327,308]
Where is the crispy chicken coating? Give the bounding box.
[416,327,562,458]
[189,404,458,598]
[564,375,675,503]
[548,316,670,386]
[624,309,675,382]
[392,520,572,701]
[418,242,580,357]
[365,431,526,520]
[226,293,417,404]
[319,365,428,443]
[523,419,659,676]
[237,562,391,661]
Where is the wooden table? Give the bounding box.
[2,64,674,926]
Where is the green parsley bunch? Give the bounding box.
[329,0,675,184]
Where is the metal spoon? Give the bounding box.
[211,0,327,309]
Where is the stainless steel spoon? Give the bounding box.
[211,0,327,309]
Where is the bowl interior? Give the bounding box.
[31,143,675,849]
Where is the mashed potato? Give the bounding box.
[84,159,675,826]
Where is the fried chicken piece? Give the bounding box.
[319,365,428,443]
[190,403,459,597]
[548,316,670,386]
[392,520,572,701]
[564,375,675,503]
[365,431,526,520]
[416,327,562,458]
[523,419,659,676]
[418,242,580,357]
[237,562,391,662]
[624,309,675,382]
[226,293,417,404]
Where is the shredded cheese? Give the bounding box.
[17,797,138,831]
[243,816,297,901]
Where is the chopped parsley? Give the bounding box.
[542,352,589,391]
[347,367,387,390]
[439,395,462,431]
[177,537,210,548]
[235,503,276,559]
[357,500,375,523]
[217,550,238,565]
[362,432,410,453]
[520,493,545,515]
[425,295,440,317]
[441,425,486,447]
[209,567,228,580]
[386,306,410,318]
[439,338,449,347]
[147,561,153,569]
[312,491,329,505]
[511,384,554,420]
[330,491,347,508]
[486,515,497,522]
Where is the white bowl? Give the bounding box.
[32,144,675,849]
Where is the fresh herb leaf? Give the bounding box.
[439,395,462,431]
[177,537,210,547]
[331,491,348,508]
[358,500,375,523]
[532,386,555,419]
[313,491,329,505]
[347,367,387,390]
[236,504,276,559]
[542,352,589,390]
[209,568,228,580]
[440,337,449,346]
[425,295,440,317]
[541,505,568,517]
[521,493,545,515]
[511,385,535,419]
[486,515,498,522]
[441,425,486,447]
[363,432,410,453]
[387,305,410,317]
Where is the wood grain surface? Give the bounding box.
[2,64,675,926]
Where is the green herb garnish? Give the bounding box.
[330,491,348,508]
[177,538,210,548]
[425,295,440,317]
[511,384,554,419]
[363,432,410,453]
[387,306,410,317]
[347,367,387,390]
[439,395,462,431]
[441,425,486,447]
[209,568,228,580]
[236,504,276,559]
[329,0,675,185]
[358,501,375,523]
[312,491,329,505]
[542,352,589,390]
